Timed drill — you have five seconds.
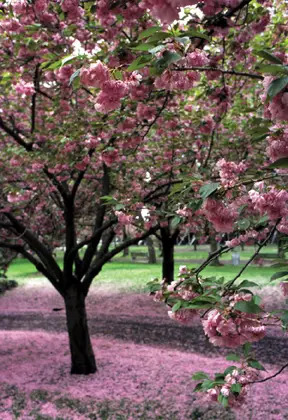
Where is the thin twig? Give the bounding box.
[173,66,263,80]
[250,362,288,384]
[225,220,280,290]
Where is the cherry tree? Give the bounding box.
[0,0,287,395]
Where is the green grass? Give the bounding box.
[7,253,281,293]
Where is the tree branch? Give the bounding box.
[251,363,288,384]
[0,116,33,151]
[31,64,40,134]
[82,225,159,295]
[3,212,63,283]
[173,66,263,80]
[225,220,280,290]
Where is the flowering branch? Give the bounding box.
[173,66,263,80]
[251,362,288,384]
[225,219,280,290]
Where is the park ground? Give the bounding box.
[0,245,288,419]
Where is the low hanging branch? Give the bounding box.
[251,362,288,384]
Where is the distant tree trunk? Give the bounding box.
[122,229,129,256]
[209,237,221,266]
[64,284,96,375]
[278,238,285,259]
[161,227,179,283]
[158,239,163,257]
[147,237,157,264]
[193,236,198,251]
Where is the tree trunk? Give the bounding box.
[278,236,285,259]
[161,227,178,283]
[147,237,157,264]
[122,229,129,256]
[209,237,222,266]
[64,285,97,375]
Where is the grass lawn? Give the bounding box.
[117,244,281,261]
[7,253,281,293]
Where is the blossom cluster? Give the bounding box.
[153,265,200,323]
[206,366,260,407]
[266,127,288,162]
[80,61,132,112]
[202,294,266,348]
[202,198,237,233]
[216,158,247,188]
[249,187,288,220]
[226,228,269,248]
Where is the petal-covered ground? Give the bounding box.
[0,280,288,419]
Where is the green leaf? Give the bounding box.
[113,70,123,80]
[252,133,270,142]
[248,359,266,371]
[100,195,117,204]
[148,32,171,42]
[69,69,80,86]
[201,379,215,390]
[231,383,241,394]
[185,303,213,309]
[138,26,162,40]
[257,215,269,226]
[115,203,125,210]
[255,64,288,76]
[269,157,288,169]
[243,342,251,357]
[131,43,158,52]
[267,76,288,100]
[255,50,283,64]
[280,310,288,326]
[61,54,77,66]
[175,36,190,45]
[172,300,182,313]
[192,371,209,380]
[234,301,262,314]
[171,215,181,228]
[238,280,258,288]
[224,366,237,376]
[218,394,229,408]
[226,353,240,361]
[199,182,219,200]
[153,51,182,74]
[147,282,161,293]
[237,218,250,230]
[148,45,165,54]
[193,383,203,392]
[270,271,288,281]
[253,295,261,305]
[127,55,152,71]
[184,30,211,41]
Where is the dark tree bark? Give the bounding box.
[209,237,222,266]
[147,237,157,264]
[64,284,96,375]
[160,227,179,283]
[277,235,286,259]
[122,229,129,256]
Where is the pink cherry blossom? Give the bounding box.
[80,61,110,88]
